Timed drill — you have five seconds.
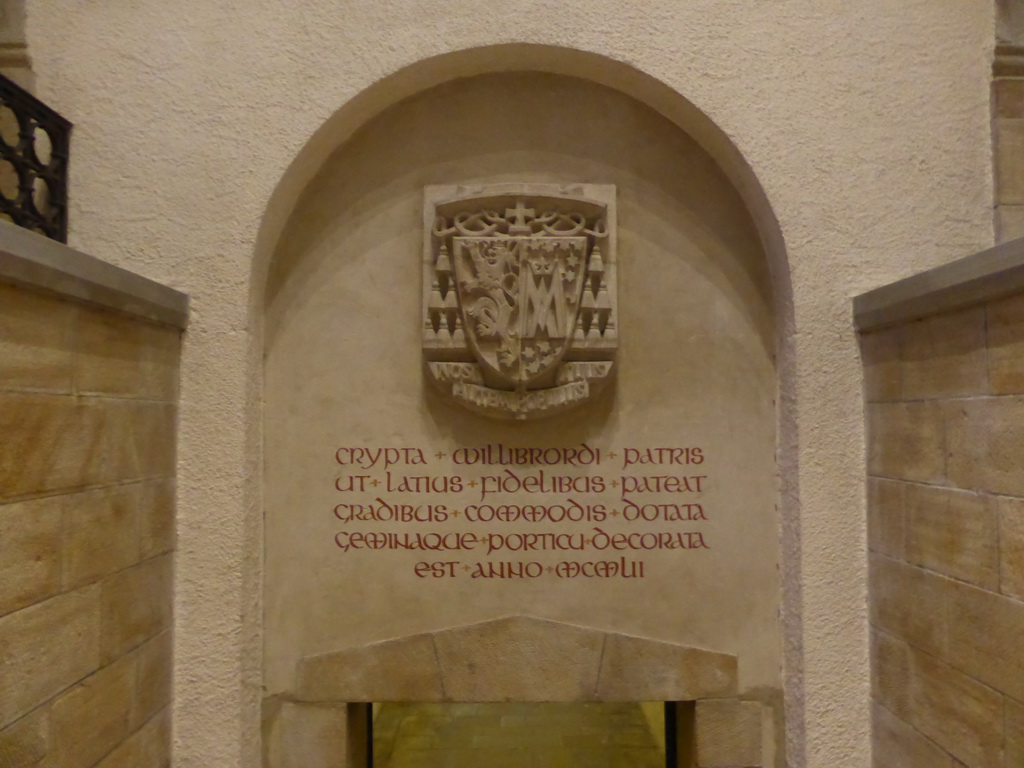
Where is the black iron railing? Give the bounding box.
[0,73,71,243]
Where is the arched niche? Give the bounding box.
[250,45,789,306]
[256,46,791,768]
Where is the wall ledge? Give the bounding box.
[0,220,188,328]
[854,236,1024,332]
[995,43,1024,77]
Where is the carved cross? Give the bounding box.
[506,199,534,235]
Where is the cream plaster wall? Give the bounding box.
[263,72,778,697]
[24,2,995,766]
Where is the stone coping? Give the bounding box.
[293,615,738,703]
[854,236,1024,332]
[0,220,188,328]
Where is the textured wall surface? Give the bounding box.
[23,2,996,766]
[863,294,1024,767]
[263,73,780,716]
[995,57,1024,242]
[0,280,177,767]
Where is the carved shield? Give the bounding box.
[452,236,587,387]
[423,185,617,419]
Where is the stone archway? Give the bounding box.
[265,616,767,768]
[255,45,792,768]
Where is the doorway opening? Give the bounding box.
[367,701,677,767]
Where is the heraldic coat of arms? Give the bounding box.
[423,184,617,419]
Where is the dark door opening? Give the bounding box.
[367,701,675,767]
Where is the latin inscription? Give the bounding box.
[332,443,708,579]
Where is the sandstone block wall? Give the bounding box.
[0,279,178,768]
[863,292,1024,767]
[995,65,1024,243]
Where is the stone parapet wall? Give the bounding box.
[858,238,1024,767]
[0,225,185,767]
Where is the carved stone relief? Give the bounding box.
[423,184,617,419]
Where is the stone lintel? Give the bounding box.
[295,633,442,703]
[433,615,605,702]
[597,633,737,701]
[854,236,1024,332]
[0,221,188,329]
[293,615,738,704]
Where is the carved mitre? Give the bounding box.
[423,184,617,419]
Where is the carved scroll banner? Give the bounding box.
[423,184,618,419]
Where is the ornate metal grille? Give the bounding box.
[0,73,71,243]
